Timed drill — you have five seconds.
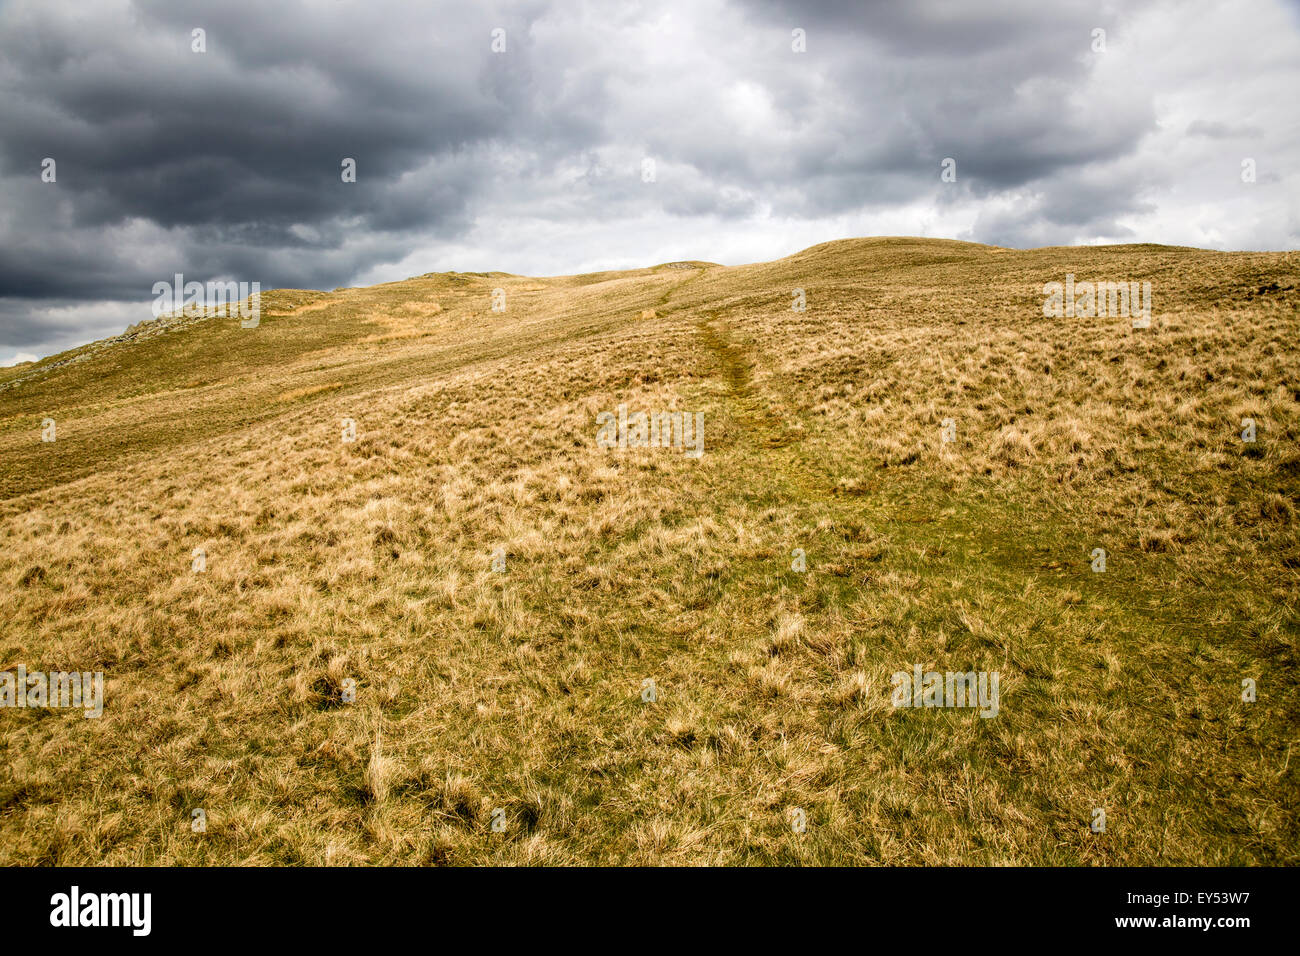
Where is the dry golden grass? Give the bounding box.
[0,237,1296,865]
[276,383,345,404]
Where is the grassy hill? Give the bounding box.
[1,236,1297,865]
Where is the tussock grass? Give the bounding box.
[0,237,1296,865]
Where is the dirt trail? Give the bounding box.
[695,312,795,450]
[650,265,797,449]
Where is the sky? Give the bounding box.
[1,0,1298,363]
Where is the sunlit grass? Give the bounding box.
[0,238,1296,865]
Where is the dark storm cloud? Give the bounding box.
[1,0,1296,360]
[0,2,515,230]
